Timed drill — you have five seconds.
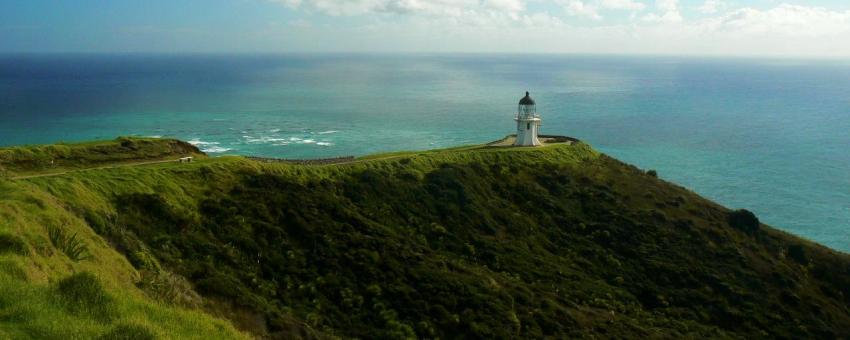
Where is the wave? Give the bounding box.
[187,139,219,146]
[244,136,289,144]
[316,142,333,146]
[317,130,339,135]
[203,146,232,153]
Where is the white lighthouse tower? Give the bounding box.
[514,91,542,146]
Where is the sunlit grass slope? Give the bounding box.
[4,138,850,339]
[0,139,246,339]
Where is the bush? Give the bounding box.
[728,209,760,235]
[787,244,808,265]
[646,170,658,178]
[0,233,28,255]
[138,270,203,308]
[56,272,115,320]
[98,323,157,340]
[47,225,91,261]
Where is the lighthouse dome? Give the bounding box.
[519,91,535,105]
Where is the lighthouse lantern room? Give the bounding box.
[514,91,542,146]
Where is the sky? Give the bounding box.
[2,0,850,57]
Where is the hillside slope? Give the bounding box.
[4,138,850,339]
[0,139,245,339]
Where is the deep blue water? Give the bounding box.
[1,54,849,251]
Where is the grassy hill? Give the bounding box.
[0,137,202,177]
[2,137,850,339]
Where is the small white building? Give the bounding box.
[514,91,542,146]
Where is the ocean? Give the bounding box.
[1,54,848,251]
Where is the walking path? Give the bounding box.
[9,159,182,180]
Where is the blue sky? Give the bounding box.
[2,0,850,56]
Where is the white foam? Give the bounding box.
[188,139,220,146]
[245,136,289,144]
[269,128,281,133]
[203,146,232,153]
[317,130,339,135]
[301,139,316,144]
[316,142,333,146]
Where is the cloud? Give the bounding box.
[559,0,645,20]
[561,0,602,20]
[268,1,850,56]
[697,0,724,14]
[703,4,850,37]
[271,0,526,16]
[598,0,645,11]
[642,0,681,23]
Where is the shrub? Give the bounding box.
[56,272,115,320]
[0,233,28,255]
[47,225,91,261]
[646,170,658,178]
[787,244,808,265]
[98,323,157,340]
[138,269,203,308]
[728,209,760,235]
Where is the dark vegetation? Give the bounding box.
[728,209,760,235]
[0,233,28,255]
[51,142,850,339]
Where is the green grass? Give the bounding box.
[4,138,850,338]
[0,137,204,177]
[0,138,247,338]
[0,258,247,339]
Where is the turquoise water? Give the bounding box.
[1,54,849,251]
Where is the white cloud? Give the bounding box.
[703,4,850,37]
[642,0,681,22]
[271,0,526,16]
[561,0,602,20]
[697,0,724,14]
[486,0,525,13]
[655,0,677,12]
[598,0,645,11]
[267,1,850,56]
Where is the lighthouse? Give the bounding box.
[514,91,542,146]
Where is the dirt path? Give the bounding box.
[9,159,185,180]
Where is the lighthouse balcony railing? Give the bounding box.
[515,113,540,120]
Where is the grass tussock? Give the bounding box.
[0,233,28,255]
[55,272,115,321]
[138,269,203,308]
[98,323,157,340]
[48,225,92,261]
